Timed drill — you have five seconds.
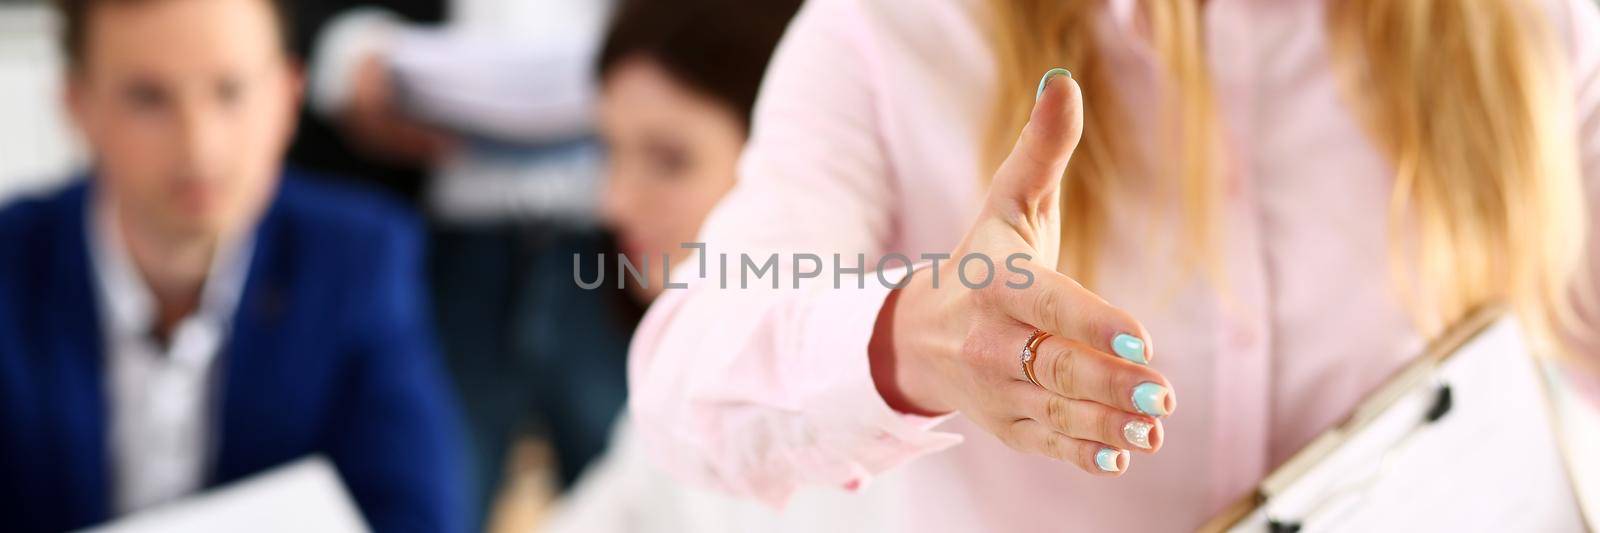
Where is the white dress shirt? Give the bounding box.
[87,196,254,514]
[306,0,610,224]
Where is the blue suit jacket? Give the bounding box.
[0,174,469,533]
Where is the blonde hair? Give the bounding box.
[983,0,1591,352]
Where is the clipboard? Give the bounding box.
[1200,307,1599,532]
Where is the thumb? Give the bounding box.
[987,68,1084,214]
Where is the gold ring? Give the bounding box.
[1021,329,1051,387]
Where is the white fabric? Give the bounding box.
[385,25,599,143]
[305,8,403,120]
[305,1,610,224]
[308,1,605,141]
[89,196,254,514]
[425,142,602,224]
[541,415,912,533]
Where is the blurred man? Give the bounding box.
[0,0,468,531]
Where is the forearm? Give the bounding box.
[628,262,960,506]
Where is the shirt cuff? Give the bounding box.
[793,262,963,496]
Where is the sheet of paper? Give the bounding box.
[79,456,368,533]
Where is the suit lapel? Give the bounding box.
[211,194,292,484]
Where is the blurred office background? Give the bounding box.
[0,1,81,202]
[0,0,820,530]
[0,1,589,531]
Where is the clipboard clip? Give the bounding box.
[1423,383,1453,423]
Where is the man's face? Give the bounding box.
[66,0,299,243]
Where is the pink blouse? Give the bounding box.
[627,0,1600,530]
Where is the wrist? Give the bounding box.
[869,267,953,416]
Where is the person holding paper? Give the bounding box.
[628,0,1600,530]
[0,0,468,531]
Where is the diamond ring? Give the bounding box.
[1020,329,1051,387]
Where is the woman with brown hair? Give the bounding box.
[627,0,1600,530]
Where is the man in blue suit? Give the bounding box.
[0,0,469,531]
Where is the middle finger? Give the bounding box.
[1028,333,1177,418]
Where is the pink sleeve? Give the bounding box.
[625,0,962,507]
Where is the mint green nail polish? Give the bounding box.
[1035,67,1073,100]
[1112,333,1147,364]
[1095,447,1122,472]
[1132,382,1170,417]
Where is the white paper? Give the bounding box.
[79,456,368,533]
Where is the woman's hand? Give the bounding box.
[869,69,1175,476]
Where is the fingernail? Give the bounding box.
[1112,333,1147,364]
[1132,382,1171,417]
[1035,67,1073,101]
[1095,447,1125,472]
[1123,420,1154,450]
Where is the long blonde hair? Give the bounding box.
[983,0,1591,351]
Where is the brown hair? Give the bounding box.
[53,0,293,67]
[597,0,802,132]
